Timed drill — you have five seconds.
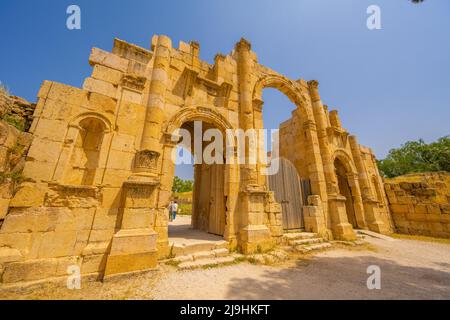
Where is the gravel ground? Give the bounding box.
[1,236,450,300]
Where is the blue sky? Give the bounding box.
[1,0,449,180]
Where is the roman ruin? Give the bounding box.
[0,35,395,284]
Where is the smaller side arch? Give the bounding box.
[333,149,357,175]
[164,106,234,135]
[68,112,113,133]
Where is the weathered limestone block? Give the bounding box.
[89,229,115,242]
[26,137,62,163]
[0,247,23,264]
[46,82,89,107]
[44,185,100,208]
[110,133,136,153]
[100,187,122,208]
[104,228,158,276]
[83,77,118,99]
[92,65,124,86]
[121,89,143,104]
[121,208,154,230]
[81,253,107,274]
[2,256,80,283]
[92,208,119,230]
[8,182,45,209]
[102,169,132,187]
[89,47,129,73]
[40,98,74,121]
[87,92,117,114]
[35,231,79,258]
[0,208,56,234]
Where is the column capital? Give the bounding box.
[307,80,321,102]
[235,38,252,52]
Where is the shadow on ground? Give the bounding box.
[225,255,450,300]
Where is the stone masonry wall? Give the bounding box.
[384,172,450,238]
[0,90,34,225]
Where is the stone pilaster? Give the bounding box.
[308,80,339,195]
[104,180,159,277]
[328,194,357,240]
[346,173,368,229]
[239,185,273,253]
[349,135,389,234]
[131,35,172,182]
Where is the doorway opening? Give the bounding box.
[168,120,226,248]
[334,158,358,228]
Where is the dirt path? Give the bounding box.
[1,236,450,300]
[152,237,450,300]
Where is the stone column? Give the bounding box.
[349,135,389,234]
[236,38,257,187]
[235,38,271,253]
[131,35,172,182]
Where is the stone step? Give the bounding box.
[178,256,235,270]
[288,237,323,246]
[172,248,230,263]
[170,240,228,256]
[296,242,332,253]
[282,232,317,242]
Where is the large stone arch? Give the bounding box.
[157,105,238,250]
[252,74,313,121]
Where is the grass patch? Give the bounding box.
[164,259,181,267]
[173,191,192,201]
[391,233,450,244]
[2,114,25,131]
[178,203,192,215]
[0,172,25,184]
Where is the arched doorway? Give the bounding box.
[255,76,314,232]
[334,158,358,228]
[180,120,226,236]
[162,107,234,245]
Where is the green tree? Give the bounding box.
[172,176,193,193]
[377,136,450,178]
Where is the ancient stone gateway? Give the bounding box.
[0,35,394,284]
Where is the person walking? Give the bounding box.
[168,201,174,222]
[172,201,179,221]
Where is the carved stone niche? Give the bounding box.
[134,150,160,173]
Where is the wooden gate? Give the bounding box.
[267,158,310,230]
